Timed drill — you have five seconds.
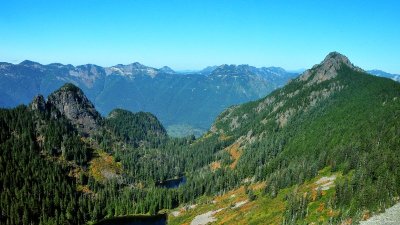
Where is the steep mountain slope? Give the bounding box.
[0,61,297,136]
[0,103,93,224]
[169,52,400,224]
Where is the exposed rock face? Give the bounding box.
[300,52,363,85]
[69,64,104,88]
[47,83,101,134]
[104,62,159,78]
[29,95,46,112]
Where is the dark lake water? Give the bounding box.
[157,176,186,188]
[95,214,166,225]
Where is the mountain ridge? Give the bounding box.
[0,60,298,136]
[368,69,400,82]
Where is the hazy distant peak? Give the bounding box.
[159,66,175,74]
[106,62,159,78]
[19,60,43,68]
[368,69,400,82]
[261,66,286,73]
[368,69,399,77]
[211,64,258,76]
[130,62,147,68]
[47,63,70,69]
[19,60,40,65]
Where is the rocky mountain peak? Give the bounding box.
[106,62,159,78]
[19,60,41,66]
[159,66,175,74]
[199,66,218,75]
[130,62,145,68]
[320,52,353,69]
[211,64,256,76]
[47,63,74,70]
[300,52,363,84]
[29,95,46,112]
[322,52,351,65]
[112,62,146,71]
[19,60,43,68]
[47,83,101,135]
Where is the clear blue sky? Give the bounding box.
[0,0,399,73]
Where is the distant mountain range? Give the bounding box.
[0,60,298,136]
[367,69,400,82]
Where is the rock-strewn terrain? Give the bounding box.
[360,203,400,225]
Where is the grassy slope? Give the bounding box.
[169,167,343,225]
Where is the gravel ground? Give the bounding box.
[232,200,248,209]
[190,208,224,225]
[171,210,180,217]
[360,203,400,225]
[314,175,336,191]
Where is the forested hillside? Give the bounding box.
[0,106,91,224]
[105,109,167,148]
[168,52,400,224]
[0,84,237,224]
[172,52,400,224]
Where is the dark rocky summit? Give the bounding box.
[47,83,102,134]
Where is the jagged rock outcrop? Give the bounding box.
[47,83,101,134]
[300,51,363,85]
[104,62,159,78]
[29,95,47,112]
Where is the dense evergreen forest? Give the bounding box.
[0,106,91,224]
[1,53,400,224]
[0,84,237,224]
